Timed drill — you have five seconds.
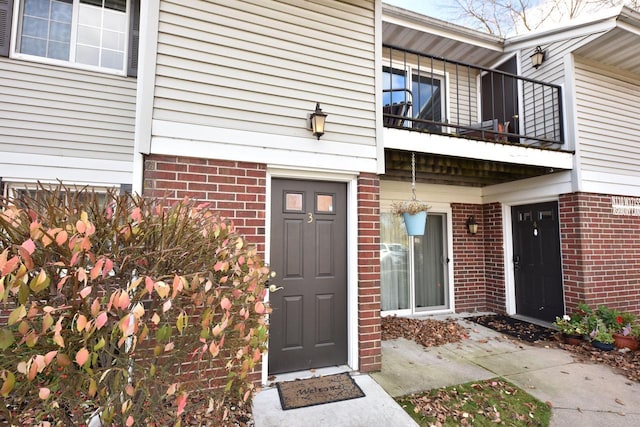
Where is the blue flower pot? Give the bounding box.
[402,211,427,236]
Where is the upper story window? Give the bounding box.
[383,65,444,131]
[18,0,126,70]
[0,0,140,76]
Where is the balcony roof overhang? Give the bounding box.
[572,25,640,74]
[383,129,574,187]
[383,4,505,68]
[506,6,640,74]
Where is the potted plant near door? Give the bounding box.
[392,198,431,236]
[594,305,639,351]
[590,320,615,351]
[553,314,585,345]
[612,312,639,351]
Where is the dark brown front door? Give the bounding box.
[269,179,347,374]
[512,201,564,322]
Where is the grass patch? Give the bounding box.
[396,378,551,426]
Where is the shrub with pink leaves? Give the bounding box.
[0,184,270,425]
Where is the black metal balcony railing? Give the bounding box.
[383,45,564,148]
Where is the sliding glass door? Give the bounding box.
[381,212,450,314]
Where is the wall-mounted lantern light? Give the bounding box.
[467,215,478,235]
[530,46,545,69]
[309,102,327,140]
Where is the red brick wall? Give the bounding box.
[145,155,383,373]
[357,173,381,372]
[483,203,505,313]
[451,203,486,312]
[144,155,267,253]
[451,203,505,314]
[560,192,640,316]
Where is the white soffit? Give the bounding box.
[382,5,504,68]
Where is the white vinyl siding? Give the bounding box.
[0,57,136,184]
[574,60,640,178]
[517,32,605,147]
[150,0,376,169]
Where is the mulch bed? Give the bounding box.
[467,314,556,343]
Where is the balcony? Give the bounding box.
[382,45,564,149]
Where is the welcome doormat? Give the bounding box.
[276,373,365,410]
[467,314,556,343]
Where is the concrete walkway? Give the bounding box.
[253,319,640,426]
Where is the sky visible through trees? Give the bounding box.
[384,0,640,36]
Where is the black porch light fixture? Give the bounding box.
[467,215,478,235]
[530,46,545,69]
[309,102,327,140]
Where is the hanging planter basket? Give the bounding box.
[391,199,431,236]
[391,152,431,236]
[402,211,428,236]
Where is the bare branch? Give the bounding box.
[444,0,639,36]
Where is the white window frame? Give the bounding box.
[3,181,115,205]
[10,0,131,76]
[409,67,447,126]
[382,59,450,129]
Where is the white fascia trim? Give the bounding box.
[564,53,582,193]
[381,180,483,205]
[375,0,385,175]
[132,0,160,193]
[0,152,132,186]
[152,121,377,159]
[150,122,378,174]
[505,17,616,50]
[481,171,572,205]
[384,129,574,170]
[617,20,640,37]
[152,136,376,174]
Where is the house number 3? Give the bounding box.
[307,212,313,223]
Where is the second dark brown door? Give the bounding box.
[269,179,347,374]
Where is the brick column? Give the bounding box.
[451,203,486,312]
[357,173,381,372]
[483,202,505,313]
